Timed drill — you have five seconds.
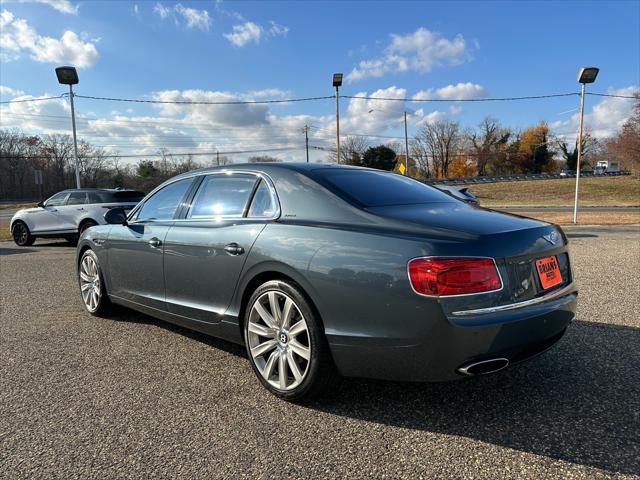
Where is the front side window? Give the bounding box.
[247,180,276,217]
[188,174,257,218]
[66,192,88,205]
[136,178,192,221]
[45,192,68,207]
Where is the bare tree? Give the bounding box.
[467,117,512,176]
[328,135,370,165]
[413,119,462,178]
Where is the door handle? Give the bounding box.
[224,243,244,256]
[148,237,162,248]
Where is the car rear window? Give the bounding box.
[311,169,455,207]
[101,191,145,203]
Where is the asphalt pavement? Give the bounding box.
[0,225,639,479]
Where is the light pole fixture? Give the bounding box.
[333,73,343,163]
[55,66,81,189]
[573,66,599,224]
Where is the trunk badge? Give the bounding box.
[542,231,559,245]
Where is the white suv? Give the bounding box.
[10,188,144,246]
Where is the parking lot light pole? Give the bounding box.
[333,73,343,164]
[55,66,81,189]
[574,66,599,224]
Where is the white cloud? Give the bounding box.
[268,21,288,37]
[413,82,486,100]
[0,10,99,67]
[0,94,71,134]
[224,19,289,47]
[154,2,211,31]
[17,0,78,15]
[0,85,25,96]
[551,86,639,140]
[347,27,472,82]
[224,21,262,46]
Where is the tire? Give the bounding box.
[79,220,98,236]
[11,221,35,246]
[244,279,336,402]
[78,249,112,317]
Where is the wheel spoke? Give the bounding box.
[278,350,287,389]
[81,282,92,292]
[253,301,277,329]
[286,350,303,382]
[288,320,306,338]
[250,339,278,358]
[262,350,279,380]
[268,292,282,326]
[79,272,91,282]
[289,339,310,360]
[281,298,294,329]
[248,321,277,338]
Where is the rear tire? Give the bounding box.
[11,221,35,246]
[78,249,112,317]
[244,279,337,402]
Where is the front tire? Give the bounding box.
[78,249,112,316]
[11,221,35,246]
[244,280,336,402]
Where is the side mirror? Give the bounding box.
[104,207,128,225]
[37,201,45,208]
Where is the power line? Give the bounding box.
[73,94,334,105]
[340,93,581,102]
[586,92,638,99]
[0,94,66,104]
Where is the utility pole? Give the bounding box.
[332,73,343,164]
[403,111,409,176]
[303,125,310,162]
[574,67,599,224]
[216,149,220,165]
[68,85,81,188]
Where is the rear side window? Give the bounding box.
[311,169,456,207]
[247,180,276,218]
[109,191,145,203]
[188,174,257,218]
[66,192,88,205]
[87,192,102,204]
[136,178,192,221]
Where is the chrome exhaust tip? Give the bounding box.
[457,358,510,376]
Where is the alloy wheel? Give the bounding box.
[79,254,101,312]
[247,290,311,391]
[13,223,27,245]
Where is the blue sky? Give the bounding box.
[0,0,638,162]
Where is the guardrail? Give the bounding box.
[423,170,631,186]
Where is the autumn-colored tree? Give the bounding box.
[448,155,476,177]
[517,123,554,173]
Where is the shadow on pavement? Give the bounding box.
[0,247,37,255]
[102,308,640,476]
[310,320,639,476]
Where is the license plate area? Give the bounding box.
[535,255,563,290]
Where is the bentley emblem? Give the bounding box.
[542,231,559,246]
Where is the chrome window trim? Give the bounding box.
[451,283,576,317]
[407,256,504,298]
[127,169,280,223]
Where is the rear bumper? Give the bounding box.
[327,286,577,382]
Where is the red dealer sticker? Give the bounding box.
[535,256,563,290]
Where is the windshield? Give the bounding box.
[311,169,456,207]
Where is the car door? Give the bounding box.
[29,192,69,233]
[58,191,88,231]
[106,177,195,311]
[163,173,279,322]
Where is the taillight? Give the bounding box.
[408,257,502,296]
